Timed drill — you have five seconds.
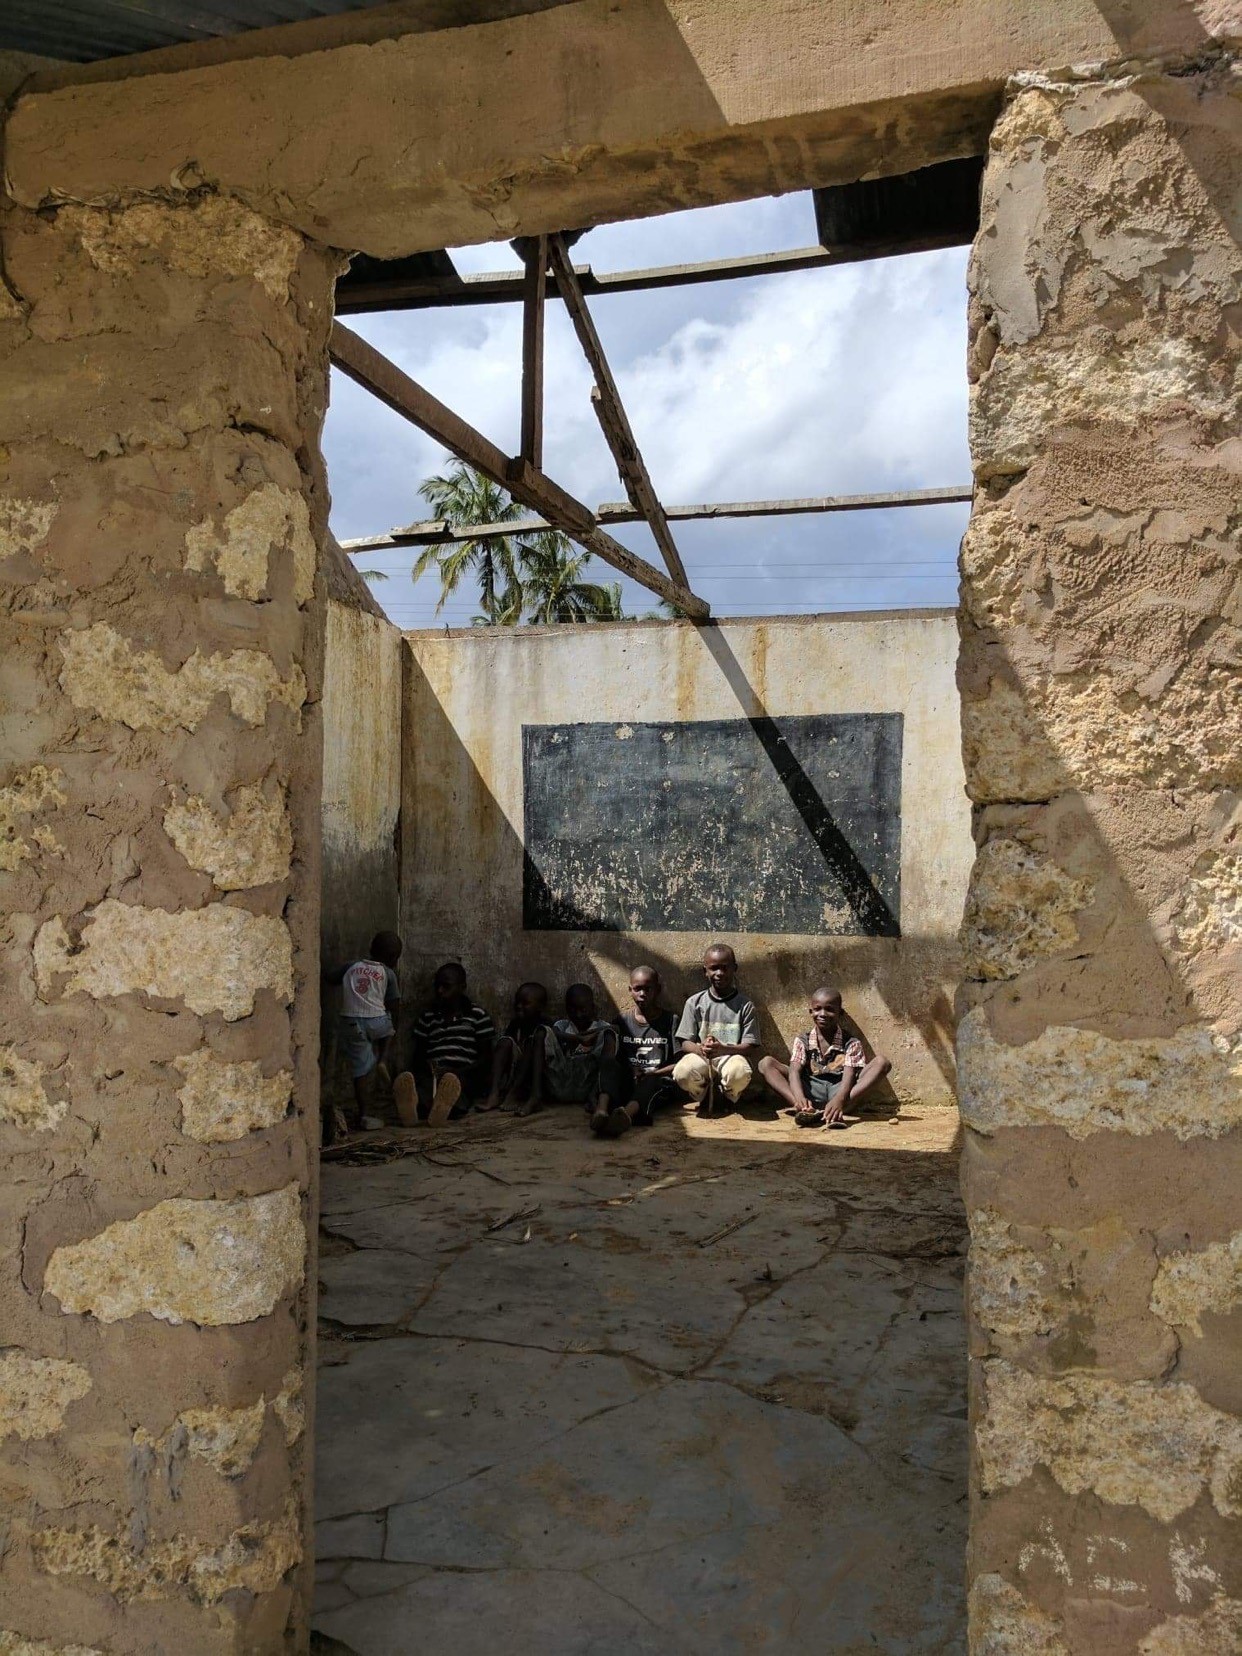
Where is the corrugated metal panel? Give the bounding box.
[0,0,381,63]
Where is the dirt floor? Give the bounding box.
[312,1100,968,1654]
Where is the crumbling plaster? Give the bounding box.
[0,2,1238,1652]
[0,184,333,1651]
[960,55,1242,1652]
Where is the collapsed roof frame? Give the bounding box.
[329,157,983,621]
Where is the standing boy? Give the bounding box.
[673,943,760,1115]
[404,962,496,1126]
[758,986,891,1127]
[330,930,405,1132]
[592,965,683,1138]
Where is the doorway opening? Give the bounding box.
[313,164,977,1651]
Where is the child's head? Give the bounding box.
[702,943,737,995]
[565,982,596,1027]
[628,965,662,1014]
[514,981,548,1021]
[433,961,467,1006]
[370,930,402,969]
[809,986,843,1032]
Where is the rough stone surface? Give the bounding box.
[34,900,293,1021]
[1140,1597,1242,1654]
[43,1184,305,1325]
[0,1046,64,1132]
[315,1110,967,1650]
[0,1636,101,1656]
[978,1361,1242,1523]
[184,481,315,605]
[174,1048,292,1143]
[58,197,301,303]
[33,1496,301,1604]
[176,1398,267,1476]
[0,1351,91,1441]
[959,1012,1242,1140]
[271,1366,304,1446]
[0,764,65,871]
[58,622,306,733]
[969,1574,1068,1655]
[1151,1236,1242,1339]
[164,782,293,890]
[961,837,1092,981]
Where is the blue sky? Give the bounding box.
[323,192,970,628]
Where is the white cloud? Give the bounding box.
[323,200,969,626]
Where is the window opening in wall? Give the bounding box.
[314,165,977,1653]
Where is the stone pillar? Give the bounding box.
[959,56,1242,1653]
[0,194,335,1650]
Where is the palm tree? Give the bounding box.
[414,462,528,625]
[414,460,625,625]
[520,531,625,624]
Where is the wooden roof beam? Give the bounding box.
[546,234,689,592]
[339,485,973,552]
[329,321,710,621]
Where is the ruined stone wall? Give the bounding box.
[401,611,971,1106]
[959,55,1242,1652]
[0,193,335,1649]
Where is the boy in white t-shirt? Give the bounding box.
[330,931,404,1132]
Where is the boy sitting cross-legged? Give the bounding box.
[672,943,760,1116]
[758,985,892,1128]
[399,961,496,1127]
[591,965,684,1139]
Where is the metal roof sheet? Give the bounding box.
[0,0,381,64]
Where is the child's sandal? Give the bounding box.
[794,1107,823,1129]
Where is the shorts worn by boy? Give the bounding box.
[340,957,398,1079]
[791,1028,866,1106]
[673,986,758,1103]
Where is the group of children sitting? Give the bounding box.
[331,933,891,1142]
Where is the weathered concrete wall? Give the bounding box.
[959,56,1242,1652]
[6,1,1233,258]
[0,191,334,1648]
[319,595,402,1110]
[320,597,402,973]
[401,612,972,1105]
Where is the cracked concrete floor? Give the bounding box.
[313,1105,967,1654]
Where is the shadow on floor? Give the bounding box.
[313,1105,967,1655]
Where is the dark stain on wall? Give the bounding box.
[523,715,902,935]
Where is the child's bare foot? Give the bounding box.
[514,1096,539,1118]
[477,1092,501,1113]
[428,1071,462,1127]
[393,1072,419,1127]
[608,1107,632,1137]
[589,1108,610,1136]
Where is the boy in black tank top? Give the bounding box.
[591,966,684,1138]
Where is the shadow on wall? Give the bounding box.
[394,625,960,1106]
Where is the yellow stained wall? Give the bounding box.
[400,611,972,1106]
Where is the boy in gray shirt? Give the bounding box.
[673,943,760,1115]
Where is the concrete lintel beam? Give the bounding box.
[5,0,1222,259]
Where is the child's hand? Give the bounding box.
[702,1034,720,1055]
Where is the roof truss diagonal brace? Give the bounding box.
[329,321,710,621]
[546,234,690,592]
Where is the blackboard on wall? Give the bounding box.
[522,715,902,936]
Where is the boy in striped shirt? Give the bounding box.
[402,962,496,1126]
